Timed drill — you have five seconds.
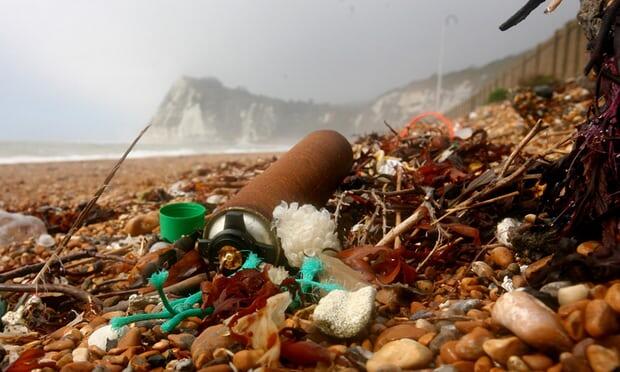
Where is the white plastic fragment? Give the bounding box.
[36,234,56,248]
[312,286,376,338]
[1,295,43,334]
[88,324,128,351]
[272,202,340,267]
[495,217,521,247]
[0,210,47,245]
[267,265,289,285]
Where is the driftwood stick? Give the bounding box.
[0,249,95,282]
[32,124,151,285]
[394,166,403,249]
[0,283,102,310]
[377,205,426,246]
[500,119,545,177]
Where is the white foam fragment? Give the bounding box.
[313,286,376,338]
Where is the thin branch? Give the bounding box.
[394,166,403,249]
[500,119,545,177]
[32,124,151,285]
[376,205,426,246]
[499,0,546,31]
[0,249,95,283]
[0,283,102,310]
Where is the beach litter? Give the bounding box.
[0,75,619,371]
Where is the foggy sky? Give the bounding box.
[0,0,578,142]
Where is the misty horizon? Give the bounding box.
[1,1,578,143]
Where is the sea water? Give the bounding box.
[0,141,291,164]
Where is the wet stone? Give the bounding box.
[454,326,493,361]
[367,339,433,371]
[168,333,195,350]
[492,291,572,351]
[44,339,75,351]
[373,323,427,351]
[482,336,528,365]
[586,344,620,372]
[584,299,619,338]
[558,284,590,306]
[449,299,482,315]
[147,354,167,368]
[429,324,460,353]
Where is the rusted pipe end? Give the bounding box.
[217,130,353,219]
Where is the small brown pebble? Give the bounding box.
[522,354,554,370]
[191,324,235,369]
[489,246,513,268]
[576,241,601,256]
[482,337,528,365]
[466,309,489,320]
[104,354,129,366]
[416,280,434,293]
[121,346,142,360]
[362,339,372,351]
[410,301,425,314]
[454,327,493,361]
[56,353,73,368]
[440,340,460,364]
[512,274,526,288]
[584,299,619,338]
[44,339,75,351]
[506,355,530,371]
[524,255,553,282]
[455,320,486,333]
[558,299,590,317]
[168,333,195,350]
[562,310,585,341]
[130,355,150,372]
[590,284,607,300]
[374,324,427,351]
[117,327,141,349]
[60,362,94,372]
[137,350,158,359]
[125,211,159,236]
[102,311,125,320]
[232,349,263,371]
[586,344,620,372]
[152,339,170,351]
[452,360,475,372]
[572,338,596,358]
[560,352,592,372]
[88,345,105,358]
[418,332,436,346]
[474,356,493,372]
[198,365,233,372]
[376,288,399,307]
[328,344,347,356]
[605,283,620,312]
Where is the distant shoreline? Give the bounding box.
[0,143,291,165]
[0,152,280,210]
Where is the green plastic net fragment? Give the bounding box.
[239,252,262,270]
[111,270,212,332]
[296,256,342,293]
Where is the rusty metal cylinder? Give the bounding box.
[219,130,353,219]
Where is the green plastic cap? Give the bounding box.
[159,202,207,243]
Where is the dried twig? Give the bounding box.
[394,166,403,249]
[32,124,151,285]
[500,119,545,177]
[417,237,464,271]
[377,205,426,246]
[0,283,102,310]
[0,249,95,283]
